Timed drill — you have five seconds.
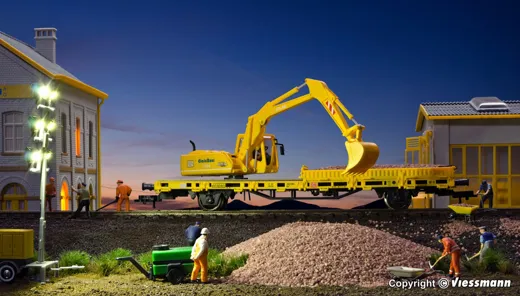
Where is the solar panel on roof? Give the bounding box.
[469,97,509,112]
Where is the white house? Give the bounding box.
[0,28,108,211]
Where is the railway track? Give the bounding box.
[1,208,519,222]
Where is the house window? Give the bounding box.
[3,111,24,153]
[75,117,81,156]
[1,183,28,211]
[88,121,93,158]
[61,113,67,154]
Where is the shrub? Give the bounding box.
[463,249,516,275]
[58,250,91,275]
[137,251,153,272]
[91,248,133,276]
[208,248,248,277]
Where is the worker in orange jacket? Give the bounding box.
[191,228,210,283]
[116,180,132,212]
[45,177,57,212]
[436,234,461,278]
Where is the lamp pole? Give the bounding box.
[26,84,58,283]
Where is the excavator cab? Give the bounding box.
[234,134,283,174]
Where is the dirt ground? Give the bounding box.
[1,273,519,296]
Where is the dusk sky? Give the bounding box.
[2,0,520,208]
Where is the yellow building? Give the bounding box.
[0,28,108,211]
[406,97,520,208]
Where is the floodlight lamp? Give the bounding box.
[38,85,51,99]
[47,121,57,131]
[49,91,59,101]
[44,152,52,160]
[35,120,45,130]
[30,150,43,162]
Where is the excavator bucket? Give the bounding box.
[344,141,380,175]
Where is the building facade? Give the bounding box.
[406,97,520,208]
[0,28,108,211]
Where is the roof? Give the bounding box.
[415,100,520,132]
[0,31,108,99]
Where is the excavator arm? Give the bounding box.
[237,78,380,175]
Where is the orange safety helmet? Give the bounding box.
[117,180,123,184]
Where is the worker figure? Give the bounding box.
[185,221,202,246]
[45,177,56,212]
[478,226,497,262]
[191,227,210,284]
[436,234,461,278]
[70,183,93,219]
[476,180,493,208]
[253,145,271,165]
[116,180,132,212]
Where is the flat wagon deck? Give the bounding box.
[143,164,472,211]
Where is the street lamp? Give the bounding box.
[24,83,60,283]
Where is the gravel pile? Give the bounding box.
[316,164,449,170]
[441,220,477,238]
[450,203,477,207]
[498,218,520,259]
[223,222,436,288]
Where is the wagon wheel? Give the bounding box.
[0,262,17,283]
[166,267,185,285]
[197,191,226,211]
[383,189,412,210]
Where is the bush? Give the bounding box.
[463,249,516,275]
[137,251,153,272]
[428,253,450,274]
[58,250,91,275]
[91,248,133,276]
[208,248,248,277]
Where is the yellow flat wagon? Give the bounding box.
[143,165,473,211]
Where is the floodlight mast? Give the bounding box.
[29,84,59,283]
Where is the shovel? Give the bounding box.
[465,253,480,261]
[428,254,447,270]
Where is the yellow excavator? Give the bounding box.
[180,78,380,178]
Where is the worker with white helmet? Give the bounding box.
[190,227,210,283]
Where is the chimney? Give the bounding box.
[34,28,57,63]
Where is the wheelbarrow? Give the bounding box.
[387,266,444,280]
[448,204,479,222]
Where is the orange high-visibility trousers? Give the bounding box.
[191,255,208,282]
[116,197,130,212]
[449,250,461,277]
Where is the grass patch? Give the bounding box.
[428,253,450,274]
[137,251,153,272]
[90,248,133,276]
[58,250,91,275]
[208,248,248,277]
[463,249,517,275]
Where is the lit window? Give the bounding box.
[75,117,81,156]
[2,111,24,153]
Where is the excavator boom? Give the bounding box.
[237,78,380,175]
[179,78,380,177]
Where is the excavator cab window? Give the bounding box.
[264,144,272,165]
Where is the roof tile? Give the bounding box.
[421,100,520,116]
[0,31,78,80]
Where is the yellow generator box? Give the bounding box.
[0,229,34,260]
[411,193,432,209]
